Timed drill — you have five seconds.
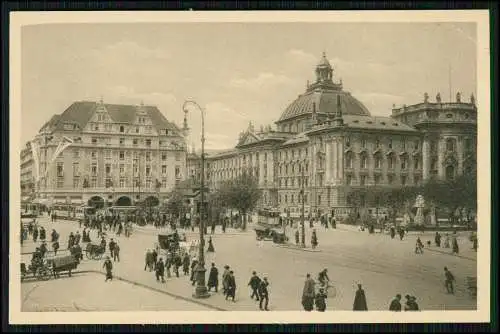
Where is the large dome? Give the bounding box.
[277,52,371,123]
[278,89,371,122]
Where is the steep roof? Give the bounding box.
[46,101,180,134]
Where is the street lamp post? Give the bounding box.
[182,99,210,299]
[300,163,306,248]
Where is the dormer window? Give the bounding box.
[94,124,99,131]
[120,126,125,133]
[136,127,140,134]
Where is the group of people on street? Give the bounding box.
[247,271,270,310]
[389,294,420,311]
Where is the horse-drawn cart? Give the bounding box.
[85,242,105,260]
[46,255,79,278]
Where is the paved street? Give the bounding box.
[21,272,210,311]
[21,215,477,311]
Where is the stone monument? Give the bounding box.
[414,195,425,226]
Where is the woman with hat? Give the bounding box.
[103,256,113,282]
[222,265,231,295]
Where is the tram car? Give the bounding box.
[21,201,42,219]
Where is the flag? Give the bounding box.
[30,140,41,182]
[42,136,73,179]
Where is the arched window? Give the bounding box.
[374,154,382,169]
[360,154,367,169]
[345,152,353,168]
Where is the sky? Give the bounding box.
[21,22,477,150]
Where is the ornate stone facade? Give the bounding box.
[200,53,477,216]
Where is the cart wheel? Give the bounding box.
[37,267,51,281]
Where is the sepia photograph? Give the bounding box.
[9,10,490,324]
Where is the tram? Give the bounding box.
[257,207,282,228]
[51,204,96,221]
[21,201,42,218]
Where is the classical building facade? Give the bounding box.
[202,53,477,216]
[21,143,34,199]
[25,99,189,208]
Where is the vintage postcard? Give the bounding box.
[9,10,490,324]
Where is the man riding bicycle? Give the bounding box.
[318,269,330,287]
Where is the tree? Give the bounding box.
[217,172,262,231]
[166,188,185,218]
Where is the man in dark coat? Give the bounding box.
[207,236,215,252]
[435,232,442,247]
[302,273,315,311]
[248,271,261,301]
[207,262,219,292]
[444,267,455,294]
[311,229,318,249]
[225,271,236,301]
[156,258,166,283]
[190,257,199,286]
[109,238,116,259]
[258,277,270,311]
[389,294,402,311]
[182,253,190,275]
[39,227,46,241]
[353,284,368,311]
[103,256,113,282]
[295,230,300,245]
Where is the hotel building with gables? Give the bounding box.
[23,99,188,208]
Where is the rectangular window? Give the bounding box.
[388,156,394,169]
[146,126,152,134]
[136,127,140,133]
[161,179,167,188]
[388,139,393,149]
[401,175,407,186]
[361,138,367,148]
[105,150,111,159]
[133,152,138,159]
[175,152,181,161]
[73,178,79,188]
[119,178,125,188]
[401,138,406,150]
[146,166,151,176]
[91,177,97,188]
[119,164,124,175]
[56,163,64,177]
[133,139,138,146]
[91,163,97,176]
[133,165,139,176]
[73,163,79,176]
[360,175,366,186]
[120,138,125,145]
[73,149,79,158]
[146,139,151,147]
[119,151,125,160]
[346,175,352,186]
[414,158,420,169]
[57,179,64,188]
[91,137,97,145]
[414,140,420,150]
[375,157,382,169]
[105,163,111,175]
[146,152,151,161]
[162,165,167,175]
[146,179,152,188]
[175,166,181,178]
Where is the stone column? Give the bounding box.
[337,138,344,185]
[456,137,464,175]
[437,138,446,179]
[325,139,332,185]
[422,138,430,180]
[331,138,337,185]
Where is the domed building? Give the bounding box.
[202,52,477,219]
